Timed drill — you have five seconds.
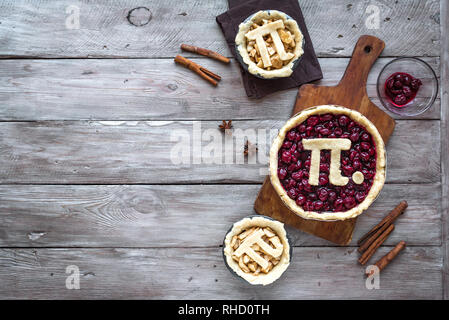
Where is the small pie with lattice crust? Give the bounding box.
[223,216,290,285]
[270,105,386,221]
[235,10,304,79]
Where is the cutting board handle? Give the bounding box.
[338,35,385,91]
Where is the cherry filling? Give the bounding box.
[385,72,422,107]
[277,113,377,213]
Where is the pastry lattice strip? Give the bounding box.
[233,229,283,270]
[245,20,295,68]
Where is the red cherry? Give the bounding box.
[320,114,333,122]
[349,150,359,161]
[403,86,413,97]
[318,189,329,201]
[355,192,366,203]
[342,165,354,176]
[282,151,292,163]
[288,163,298,172]
[350,132,359,142]
[302,180,313,192]
[320,128,330,136]
[328,191,337,202]
[305,200,314,211]
[291,171,302,181]
[344,196,356,209]
[319,174,329,186]
[282,141,292,149]
[308,193,317,201]
[305,126,313,137]
[307,116,319,126]
[361,142,371,150]
[394,94,407,105]
[394,80,403,89]
[287,131,296,141]
[296,194,306,206]
[360,152,370,162]
[402,75,411,85]
[278,168,287,180]
[334,199,345,211]
[348,121,356,130]
[361,133,370,141]
[304,159,311,168]
[288,188,298,200]
[345,188,355,197]
[313,201,324,211]
[411,78,422,90]
[338,115,350,126]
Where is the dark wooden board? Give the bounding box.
[255,36,396,245]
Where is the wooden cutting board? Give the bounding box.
[254,35,395,245]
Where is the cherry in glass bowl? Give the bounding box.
[376,57,438,117]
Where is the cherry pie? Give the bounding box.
[270,105,386,221]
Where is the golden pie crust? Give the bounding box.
[235,10,304,79]
[269,105,386,221]
[223,216,290,285]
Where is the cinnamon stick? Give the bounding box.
[358,224,394,265]
[181,44,230,64]
[366,241,406,276]
[174,55,221,86]
[358,200,408,250]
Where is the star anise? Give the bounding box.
[244,140,258,156]
[219,120,233,135]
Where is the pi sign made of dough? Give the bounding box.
[233,229,283,270]
[302,138,365,186]
[245,20,295,68]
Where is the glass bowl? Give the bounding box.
[376,57,438,117]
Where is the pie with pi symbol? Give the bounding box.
[223,216,290,285]
[235,10,304,79]
[270,105,386,221]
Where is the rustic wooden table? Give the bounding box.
[0,0,447,299]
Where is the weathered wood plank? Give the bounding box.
[0,57,440,121]
[0,0,440,58]
[0,184,440,247]
[440,0,449,300]
[0,247,442,299]
[0,120,440,184]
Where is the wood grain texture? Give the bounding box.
[0,120,440,184]
[0,0,444,300]
[0,0,440,58]
[0,184,441,248]
[440,0,449,300]
[0,247,442,299]
[0,57,440,121]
